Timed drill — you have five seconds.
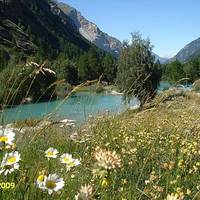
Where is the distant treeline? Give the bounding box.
[161,58,200,83]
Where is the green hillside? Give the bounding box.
[0,0,116,106]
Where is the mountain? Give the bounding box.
[173,37,200,63]
[0,0,109,105]
[57,2,167,63]
[0,0,93,61]
[58,2,122,57]
[153,53,169,64]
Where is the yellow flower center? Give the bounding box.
[46,180,56,189]
[63,157,70,163]
[68,161,75,167]
[37,175,45,182]
[101,178,110,187]
[7,156,17,164]
[47,152,54,156]
[0,136,8,143]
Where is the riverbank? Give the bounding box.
[0,91,140,125]
[1,89,200,199]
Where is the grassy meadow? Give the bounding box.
[0,89,200,199]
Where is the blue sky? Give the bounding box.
[60,0,200,58]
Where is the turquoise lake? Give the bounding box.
[0,82,172,124]
[0,92,139,124]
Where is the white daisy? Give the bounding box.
[60,153,81,171]
[43,174,64,195]
[45,148,58,159]
[36,174,46,189]
[0,129,15,147]
[0,151,21,175]
[60,153,73,164]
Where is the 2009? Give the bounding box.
[0,182,15,189]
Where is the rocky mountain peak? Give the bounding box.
[173,38,200,63]
[58,2,122,56]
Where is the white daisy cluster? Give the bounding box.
[37,148,81,194]
[60,153,81,171]
[36,173,64,195]
[45,148,81,171]
[0,129,21,176]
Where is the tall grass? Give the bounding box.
[0,67,200,199]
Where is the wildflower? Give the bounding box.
[0,151,21,175]
[92,168,107,178]
[186,189,191,195]
[5,143,16,150]
[168,161,175,170]
[166,193,179,200]
[60,153,80,171]
[94,147,121,170]
[145,179,150,185]
[101,178,110,187]
[36,171,46,189]
[45,148,58,159]
[0,129,15,147]
[75,184,94,200]
[121,179,128,185]
[42,174,64,195]
[178,160,185,168]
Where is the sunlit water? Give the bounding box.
[0,82,178,124]
[0,92,139,124]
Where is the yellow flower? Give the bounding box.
[101,178,110,187]
[178,160,185,168]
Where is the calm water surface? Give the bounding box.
[0,82,173,124]
[0,92,139,124]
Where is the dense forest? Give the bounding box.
[161,58,200,83]
[1,0,200,108]
[0,0,116,106]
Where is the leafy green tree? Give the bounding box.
[116,33,161,106]
[77,53,90,81]
[183,59,200,82]
[78,48,105,81]
[88,48,102,78]
[102,54,117,83]
[53,57,78,85]
[166,60,185,83]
